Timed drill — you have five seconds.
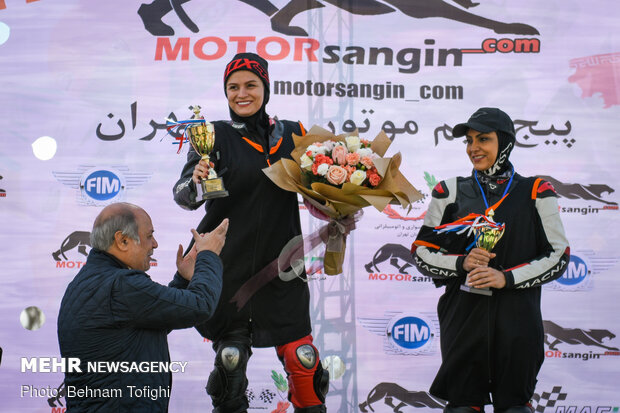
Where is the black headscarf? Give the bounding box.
[223,52,271,145]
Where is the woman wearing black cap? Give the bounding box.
[411,108,570,413]
[172,53,328,413]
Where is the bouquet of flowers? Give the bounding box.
[300,136,383,189]
[264,126,422,275]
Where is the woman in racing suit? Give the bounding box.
[171,53,328,413]
[412,107,570,413]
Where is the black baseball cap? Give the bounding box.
[452,107,516,138]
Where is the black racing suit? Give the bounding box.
[172,119,327,413]
[412,171,570,408]
[172,118,311,347]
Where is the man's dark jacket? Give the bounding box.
[57,248,222,412]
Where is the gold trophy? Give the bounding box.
[187,105,228,199]
[460,211,505,296]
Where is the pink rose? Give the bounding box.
[331,145,347,165]
[326,165,347,185]
[360,155,374,169]
[345,152,360,166]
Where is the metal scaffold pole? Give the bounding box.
[305,7,359,412]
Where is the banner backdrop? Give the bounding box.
[1,1,619,412]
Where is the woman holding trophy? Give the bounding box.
[411,108,570,413]
[172,53,328,413]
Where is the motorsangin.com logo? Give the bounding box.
[146,0,541,75]
[51,230,157,269]
[365,243,431,283]
[538,175,618,215]
[543,320,619,361]
[154,35,539,75]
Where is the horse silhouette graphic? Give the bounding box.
[138,0,539,37]
[359,382,446,412]
[365,243,416,274]
[543,320,619,352]
[52,231,91,261]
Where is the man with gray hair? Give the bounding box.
[58,202,228,412]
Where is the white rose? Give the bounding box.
[356,147,372,157]
[300,154,313,170]
[350,170,367,185]
[306,144,321,155]
[317,163,330,176]
[345,135,361,152]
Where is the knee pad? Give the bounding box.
[312,361,329,403]
[206,344,250,412]
[276,336,329,408]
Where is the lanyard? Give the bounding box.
[474,166,514,216]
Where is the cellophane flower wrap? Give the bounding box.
[263,125,423,275]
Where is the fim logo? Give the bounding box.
[545,251,619,292]
[359,311,438,355]
[53,166,151,206]
[359,382,446,412]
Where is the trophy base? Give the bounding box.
[460,284,493,296]
[200,178,229,200]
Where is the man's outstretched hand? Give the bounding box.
[177,218,229,281]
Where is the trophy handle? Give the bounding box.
[200,154,218,180]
